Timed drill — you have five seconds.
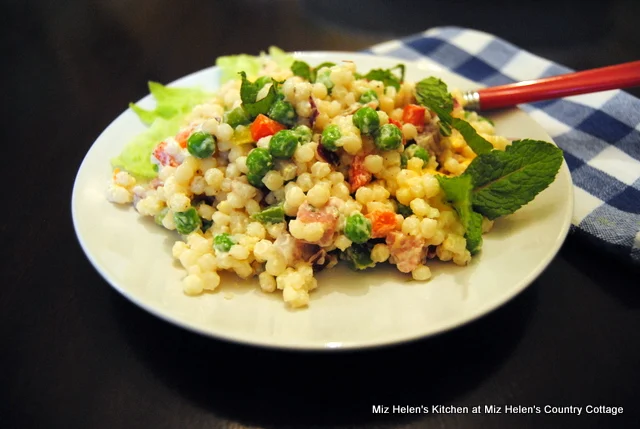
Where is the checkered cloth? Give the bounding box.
[367,27,640,264]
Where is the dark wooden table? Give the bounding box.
[3,1,640,428]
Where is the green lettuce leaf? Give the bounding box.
[466,139,564,219]
[111,115,183,179]
[216,46,294,83]
[436,174,483,254]
[113,81,211,178]
[216,54,262,84]
[267,46,295,69]
[129,81,210,126]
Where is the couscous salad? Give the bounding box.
[107,48,563,308]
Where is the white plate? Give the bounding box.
[72,52,573,350]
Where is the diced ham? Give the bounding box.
[152,141,179,167]
[349,155,372,193]
[296,197,342,246]
[386,231,426,273]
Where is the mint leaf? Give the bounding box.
[239,71,278,119]
[415,77,493,154]
[291,60,312,80]
[436,174,483,254]
[314,62,337,72]
[451,118,493,155]
[364,64,405,90]
[467,139,564,220]
[290,61,336,83]
[415,77,453,121]
[415,77,454,134]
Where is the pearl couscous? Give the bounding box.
[106,56,543,308]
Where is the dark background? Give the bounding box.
[2,1,640,428]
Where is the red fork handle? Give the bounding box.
[476,60,640,111]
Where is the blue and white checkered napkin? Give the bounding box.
[367,26,640,264]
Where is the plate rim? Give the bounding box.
[71,51,574,351]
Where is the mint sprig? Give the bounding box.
[415,77,494,155]
[467,139,564,219]
[415,77,453,125]
[437,139,564,253]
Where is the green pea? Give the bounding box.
[321,124,341,152]
[268,99,297,127]
[251,203,285,224]
[352,106,380,135]
[213,233,235,252]
[292,125,312,144]
[374,123,402,150]
[344,212,372,244]
[224,106,251,128]
[359,89,379,104]
[246,147,273,186]
[404,144,430,163]
[173,207,201,235]
[154,207,169,226]
[269,130,299,158]
[187,131,216,158]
